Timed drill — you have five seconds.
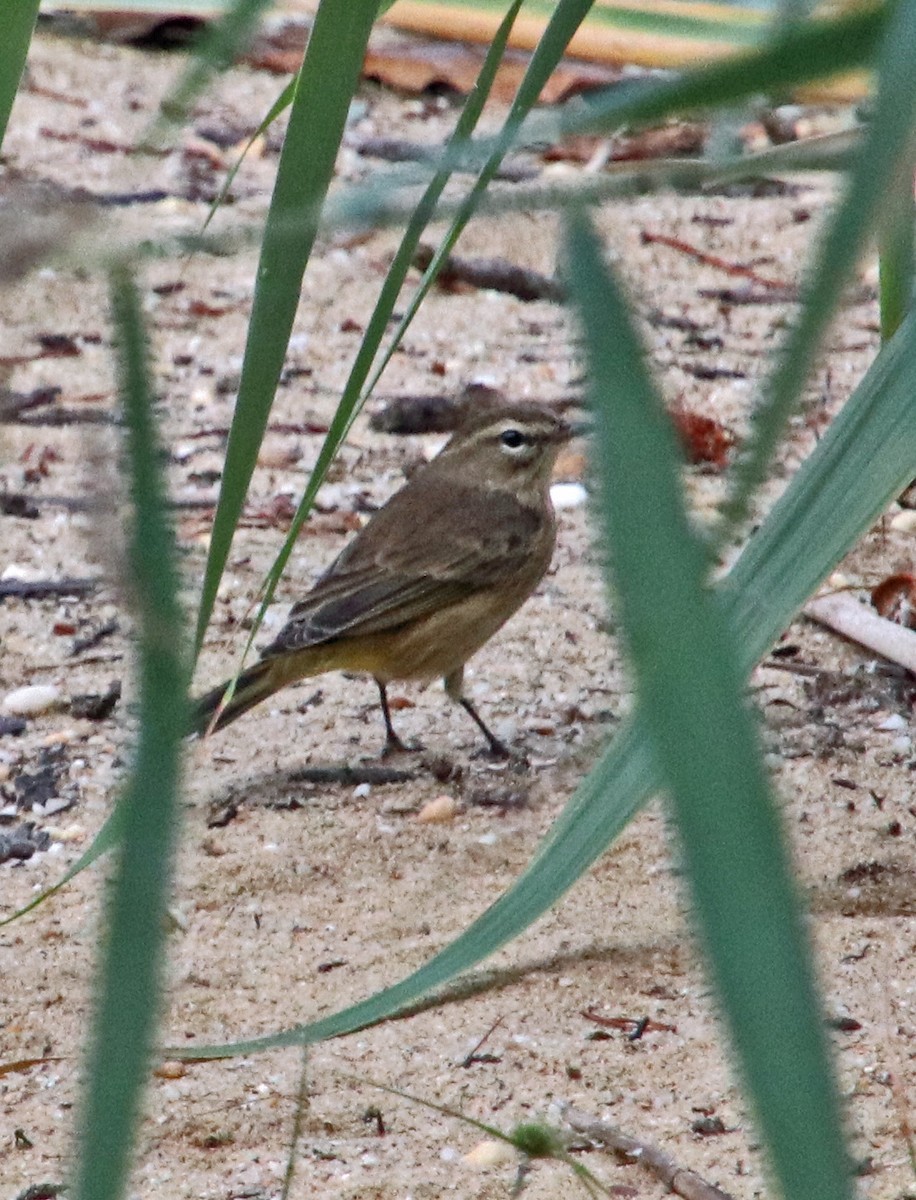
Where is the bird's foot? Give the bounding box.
[381,733,424,758]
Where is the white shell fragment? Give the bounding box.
[2,684,63,716]
[416,795,458,823]
[464,1139,515,1168]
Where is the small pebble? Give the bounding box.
[416,795,458,823]
[257,437,302,469]
[875,713,906,731]
[3,684,63,716]
[464,1139,514,1168]
[1,563,43,583]
[154,1061,187,1080]
[44,824,85,843]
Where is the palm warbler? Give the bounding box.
[190,401,572,756]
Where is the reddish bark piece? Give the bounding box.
[871,573,916,629]
[670,407,736,468]
[642,229,793,291]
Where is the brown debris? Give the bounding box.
[414,243,566,303]
[544,122,705,166]
[641,229,793,291]
[560,1103,736,1200]
[669,408,736,469]
[871,573,916,630]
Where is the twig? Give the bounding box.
[353,135,537,182]
[641,229,792,290]
[560,1104,736,1200]
[698,286,799,305]
[581,1009,676,1036]
[414,244,566,303]
[3,408,118,427]
[804,592,916,674]
[71,618,120,656]
[458,1014,505,1068]
[183,419,328,441]
[286,764,417,786]
[0,577,98,599]
[0,491,216,514]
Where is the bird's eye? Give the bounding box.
[500,428,527,450]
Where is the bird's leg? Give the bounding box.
[376,678,411,756]
[444,668,510,758]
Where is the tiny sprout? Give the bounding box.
[511,1122,564,1159]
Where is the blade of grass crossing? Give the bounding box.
[374,0,597,389]
[0,0,39,150]
[248,0,595,647]
[193,0,379,656]
[878,145,916,342]
[171,720,659,1059]
[148,0,276,144]
[199,78,296,237]
[716,0,916,539]
[322,11,881,244]
[169,285,916,1063]
[513,7,886,179]
[0,806,125,928]
[723,303,916,654]
[74,264,189,1200]
[238,0,527,664]
[565,211,850,1200]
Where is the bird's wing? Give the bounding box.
[265,478,547,654]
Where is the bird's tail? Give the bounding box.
[189,658,280,737]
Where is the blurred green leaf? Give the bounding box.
[244,0,592,666]
[193,0,379,656]
[147,0,276,144]
[878,149,916,341]
[718,0,916,541]
[74,264,189,1200]
[0,0,40,150]
[566,210,849,1200]
[170,296,916,1060]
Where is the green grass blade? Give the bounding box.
[717,0,916,540]
[349,0,528,403]
[237,0,527,659]
[384,0,597,323]
[199,77,296,237]
[566,211,849,1200]
[323,9,882,242]
[73,264,189,1200]
[878,150,915,342]
[503,6,886,163]
[147,0,276,144]
[0,0,39,150]
[238,0,595,664]
[722,306,916,648]
[193,0,379,656]
[0,806,124,928]
[169,298,916,1061]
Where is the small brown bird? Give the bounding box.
[190,401,572,756]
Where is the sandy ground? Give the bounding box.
[1,25,914,1200]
